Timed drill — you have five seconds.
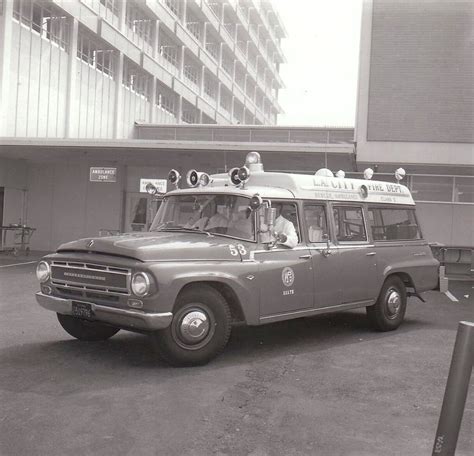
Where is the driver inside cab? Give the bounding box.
[261,202,298,248]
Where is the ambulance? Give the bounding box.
[35,152,439,366]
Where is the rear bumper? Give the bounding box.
[35,292,173,331]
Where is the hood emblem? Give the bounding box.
[87,239,95,248]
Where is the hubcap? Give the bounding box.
[179,310,210,344]
[386,289,401,318]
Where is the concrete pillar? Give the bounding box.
[203,22,208,46]
[217,82,222,109]
[118,0,127,32]
[180,45,185,78]
[0,0,13,136]
[182,0,188,23]
[220,3,226,23]
[219,42,224,68]
[65,18,79,138]
[178,95,183,123]
[201,65,205,96]
[113,52,124,138]
[149,77,157,123]
[153,20,160,59]
[231,96,235,123]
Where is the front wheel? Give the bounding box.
[57,314,120,341]
[150,285,232,366]
[366,276,407,331]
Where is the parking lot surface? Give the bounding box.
[0,258,472,456]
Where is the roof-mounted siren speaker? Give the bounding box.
[315,168,334,177]
[395,168,406,182]
[168,169,181,188]
[363,168,374,180]
[237,166,250,184]
[186,169,200,188]
[229,167,241,186]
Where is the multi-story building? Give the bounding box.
[355,0,473,248]
[0,0,286,139]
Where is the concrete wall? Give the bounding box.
[416,202,474,247]
[26,161,124,251]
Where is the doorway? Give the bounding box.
[123,193,162,233]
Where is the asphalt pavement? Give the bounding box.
[0,258,472,456]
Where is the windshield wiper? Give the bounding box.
[155,226,212,237]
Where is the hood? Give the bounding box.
[57,231,251,262]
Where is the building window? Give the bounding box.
[125,2,154,53]
[454,177,474,203]
[156,84,177,117]
[411,176,453,202]
[159,31,180,70]
[221,50,233,77]
[183,63,199,88]
[203,74,217,101]
[81,0,119,26]
[13,0,70,50]
[162,0,181,18]
[220,89,231,114]
[122,59,151,100]
[77,31,115,77]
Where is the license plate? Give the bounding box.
[72,301,94,319]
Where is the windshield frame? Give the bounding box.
[149,192,258,243]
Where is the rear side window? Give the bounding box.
[303,205,328,243]
[368,208,421,241]
[333,206,367,242]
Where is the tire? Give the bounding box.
[366,276,407,331]
[150,284,232,367]
[57,313,120,341]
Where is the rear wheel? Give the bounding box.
[366,276,407,331]
[150,284,232,367]
[57,313,120,341]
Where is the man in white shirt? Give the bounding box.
[260,203,298,248]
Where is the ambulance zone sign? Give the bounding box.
[140,178,167,194]
[89,167,117,182]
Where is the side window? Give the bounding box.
[304,205,328,243]
[333,206,367,242]
[368,207,421,241]
[272,201,301,244]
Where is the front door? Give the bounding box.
[256,201,313,317]
[256,247,314,316]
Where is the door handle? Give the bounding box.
[366,252,376,256]
[299,254,311,259]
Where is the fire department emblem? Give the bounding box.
[282,267,295,287]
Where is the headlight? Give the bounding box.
[36,261,50,283]
[131,272,151,297]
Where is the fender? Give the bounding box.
[149,261,260,325]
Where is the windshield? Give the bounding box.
[150,194,256,241]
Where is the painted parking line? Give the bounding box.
[0,261,37,269]
[444,291,459,302]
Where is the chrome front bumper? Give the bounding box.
[35,292,173,331]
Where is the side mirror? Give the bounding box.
[322,233,333,257]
